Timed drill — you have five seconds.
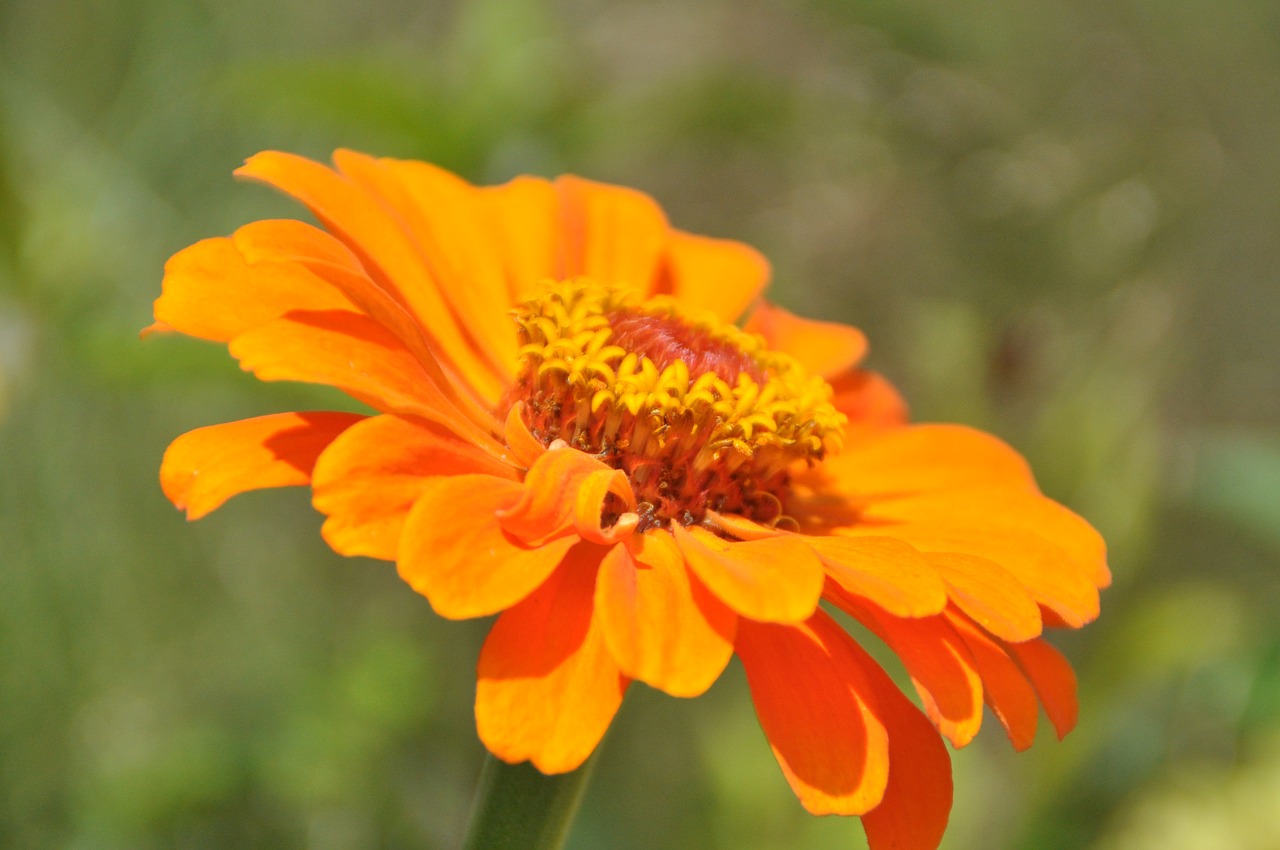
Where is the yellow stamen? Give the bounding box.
[507,279,846,530]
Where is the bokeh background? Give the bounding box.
[3,0,1279,848]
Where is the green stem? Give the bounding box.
[461,753,598,850]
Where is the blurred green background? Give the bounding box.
[2,0,1279,847]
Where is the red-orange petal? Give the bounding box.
[227,309,452,421]
[672,525,825,624]
[397,475,577,619]
[736,614,890,816]
[923,552,1043,642]
[828,368,909,433]
[161,411,364,520]
[594,532,736,697]
[476,549,628,774]
[804,534,948,618]
[847,637,954,850]
[662,229,770,323]
[1005,637,1079,739]
[745,301,868,379]
[556,175,668,293]
[946,609,1040,751]
[311,414,517,560]
[153,220,357,343]
[837,596,984,748]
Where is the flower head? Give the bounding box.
[154,149,1109,850]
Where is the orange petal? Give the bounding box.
[556,175,668,292]
[476,550,628,774]
[863,523,1100,629]
[333,151,518,380]
[847,638,954,850]
[289,256,508,454]
[236,150,506,403]
[480,175,561,297]
[1005,637,1079,739]
[702,510,785,541]
[311,414,517,560]
[828,368,909,433]
[672,525,824,624]
[594,532,736,697]
[228,309,453,421]
[804,534,948,618]
[822,424,1038,498]
[865,488,1110,591]
[161,411,363,519]
[574,469,640,545]
[736,614,890,816]
[662,229,770,323]
[945,609,1039,751]
[153,220,356,342]
[397,475,579,619]
[837,596,984,748]
[745,301,867,379]
[503,403,547,469]
[923,552,1043,642]
[498,448,634,546]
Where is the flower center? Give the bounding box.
[506,279,845,532]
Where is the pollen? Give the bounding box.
[507,279,846,531]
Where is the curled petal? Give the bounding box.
[736,614,889,816]
[574,469,639,545]
[161,411,363,519]
[477,549,628,774]
[503,403,547,469]
[1005,637,1079,739]
[498,448,635,546]
[595,532,736,697]
[312,414,517,560]
[804,534,948,619]
[397,475,576,619]
[745,301,867,379]
[672,525,824,624]
[923,552,1043,642]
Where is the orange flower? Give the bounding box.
[154,150,1109,850]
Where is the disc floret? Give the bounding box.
[508,279,845,531]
